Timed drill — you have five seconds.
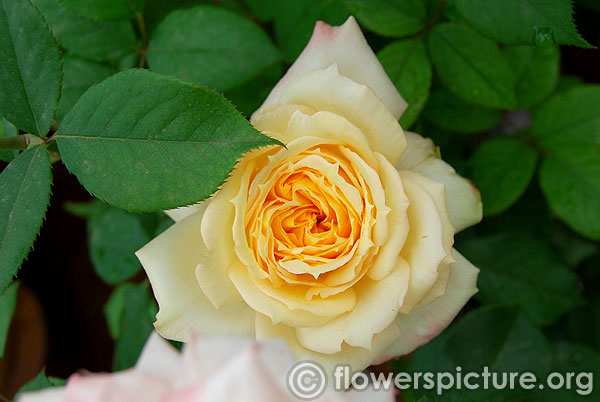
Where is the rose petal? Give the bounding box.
[397,132,482,232]
[164,201,207,222]
[136,209,255,341]
[253,16,407,120]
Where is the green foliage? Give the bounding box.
[0,118,18,162]
[424,87,501,133]
[503,46,560,109]
[56,69,279,211]
[0,280,18,357]
[470,138,538,215]
[428,23,517,109]
[147,6,281,91]
[57,0,146,21]
[14,368,65,400]
[0,0,62,137]
[32,0,138,62]
[458,233,582,325]
[453,0,591,48]
[0,146,51,294]
[378,38,432,128]
[343,0,426,37]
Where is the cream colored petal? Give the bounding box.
[228,260,334,327]
[251,103,316,134]
[164,201,208,222]
[136,210,255,341]
[397,132,482,232]
[253,17,407,120]
[295,259,409,354]
[377,249,478,362]
[398,173,448,314]
[278,64,406,165]
[255,313,401,377]
[18,389,65,402]
[368,153,410,280]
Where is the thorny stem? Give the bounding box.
[0,135,28,150]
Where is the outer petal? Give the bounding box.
[18,389,65,402]
[253,17,407,120]
[255,313,401,377]
[164,201,208,222]
[136,209,255,341]
[397,132,482,232]
[377,249,479,361]
[135,333,181,380]
[279,64,406,164]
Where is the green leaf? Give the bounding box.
[32,0,138,62]
[0,0,62,136]
[548,294,600,351]
[555,75,585,94]
[57,0,146,21]
[57,56,118,123]
[104,282,135,339]
[343,0,426,37]
[458,233,582,325]
[377,38,432,129]
[529,85,600,145]
[423,87,501,133]
[427,23,517,109]
[224,63,283,117]
[503,46,560,109]
[14,368,65,400]
[272,0,350,61]
[0,280,18,357]
[147,6,281,91]
[534,342,600,401]
[56,69,278,212]
[88,208,150,284]
[538,144,600,240]
[470,138,538,215]
[113,282,156,370]
[453,0,591,48]
[0,146,52,294]
[0,118,18,162]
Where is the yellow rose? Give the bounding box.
[136,17,482,373]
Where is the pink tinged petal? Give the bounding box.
[254,16,407,121]
[295,260,410,354]
[397,132,482,232]
[136,209,255,342]
[277,64,407,165]
[378,249,479,361]
[164,200,208,222]
[135,332,181,380]
[63,371,170,402]
[18,388,66,402]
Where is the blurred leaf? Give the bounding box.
[0,281,18,357]
[153,216,174,236]
[378,38,432,129]
[529,85,600,145]
[113,282,156,370]
[224,63,283,117]
[547,295,600,352]
[428,23,517,109]
[272,0,350,61]
[56,69,279,212]
[0,0,62,136]
[244,0,278,21]
[147,6,281,91]
[423,87,501,133]
[538,144,600,240]
[555,75,585,94]
[57,56,118,123]
[343,0,426,37]
[551,224,597,268]
[88,208,150,284]
[14,368,65,400]
[64,199,108,218]
[453,0,591,48]
[0,118,18,162]
[32,0,138,62]
[57,0,146,21]
[409,306,552,400]
[534,342,600,401]
[104,282,135,339]
[458,233,582,325]
[503,46,560,109]
[470,138,538,215]
[0,146,51,294]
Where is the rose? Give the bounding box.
[18,332,393,402]
[136,16,482,373]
